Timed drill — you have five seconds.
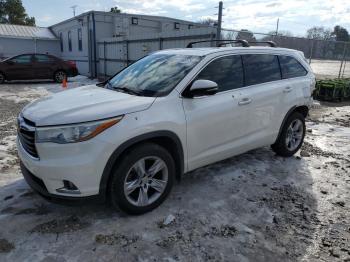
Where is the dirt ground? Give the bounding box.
[0,77,349,262]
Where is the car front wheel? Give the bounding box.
[108,143,175,215]
[272,112,306,157]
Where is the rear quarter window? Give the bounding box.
[242,54,281,86]
[279,55,308,79]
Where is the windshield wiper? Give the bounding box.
[113,86,142,96]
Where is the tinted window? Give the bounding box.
[68,31,72,52]
[35,55,54,63]
[78,29,82,51]
[279,55,307,79]
[11,55,32,64]
[243,54,281,86]
[196,55,244,92]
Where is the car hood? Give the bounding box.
[22,85,156,126]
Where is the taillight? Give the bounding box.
[66,60,76,68]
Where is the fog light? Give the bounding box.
[63,180,78,190]
[56,180,81,194]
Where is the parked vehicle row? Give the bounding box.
[17,42,315,214]
[0,54,78,83]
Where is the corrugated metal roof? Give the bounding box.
[0,24,57,40]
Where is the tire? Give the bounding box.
[108,143,175,215]
[272,112,306,157]
[54,70,67,83]
[0,72,5,84]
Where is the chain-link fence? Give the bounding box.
[221,29,350,79]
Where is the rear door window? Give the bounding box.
[279,55,308,79]
[35,55,55,63]
[195,55,244,92]
[11,55,32,64]
[242,54,281,86]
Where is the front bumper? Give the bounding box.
[20,161,103,203]
[17,136,115,199]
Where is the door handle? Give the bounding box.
[283,86,293,93]
[238,98,252,105]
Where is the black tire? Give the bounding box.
[0,72,5,84]
[108,143,175,215]
[272,112,306,157]
[54,70,67,83]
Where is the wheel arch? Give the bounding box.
[99,130,185,198]
[274,105,309,144]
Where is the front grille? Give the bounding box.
[18,116,38,158]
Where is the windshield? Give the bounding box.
[107,54,202,97]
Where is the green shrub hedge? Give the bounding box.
[314,78,350,102]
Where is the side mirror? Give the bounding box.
[6,60,14,65]
[188,79,218,97]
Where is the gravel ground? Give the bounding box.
[0,78,349,262]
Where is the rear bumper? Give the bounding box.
[20,161,104,204]
[67,68,79,77]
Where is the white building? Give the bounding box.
[0,11,212,78]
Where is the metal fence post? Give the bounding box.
[309,39,314,65]
[159,38,163,50]
[338,43,347,78]
[103,41,107,79]
[126,40,129,66]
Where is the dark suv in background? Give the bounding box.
[0,54,78,84]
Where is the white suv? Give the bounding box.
[17,41,315,214]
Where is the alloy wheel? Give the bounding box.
[285,119,304,151]
[123,156,168,207]
[55,71,66,82]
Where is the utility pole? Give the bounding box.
[216,1,223,41]
[71,5,77,17]
[275,18,279,36]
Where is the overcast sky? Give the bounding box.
[22,0,350,36]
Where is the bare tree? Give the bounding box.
[306,26,333,40]
[236,29,256,42]
[198,18,217,26]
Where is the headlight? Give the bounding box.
[36,116,123,144]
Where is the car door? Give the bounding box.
[182,55,247,171]
[238,54,284,147]
[5,55,33,80]
[277,55,310,125]
[32,54,56,79]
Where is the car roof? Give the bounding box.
[156,47,301,57]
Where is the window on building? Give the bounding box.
[279,55,308,79]
[242,54,281,86]
[174,22,180,30]
[131,17,138,25]
[195,55,244,92]
[188,24,194,29]
[78,28,83,51]
[60,33,63,52]
[68,31,72,52]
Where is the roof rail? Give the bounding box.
[248,41,277,47]
[186,39,250,48]
[218,40,250,47]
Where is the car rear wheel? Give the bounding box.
[108,143,175,215]
[0,72,5,84]
[272,112,306,157]
[54,70,67,83]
